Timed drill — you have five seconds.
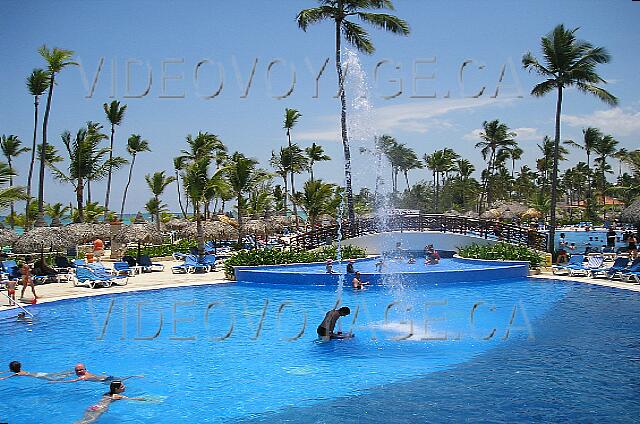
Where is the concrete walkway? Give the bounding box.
[1,260,229,312]
[533,268,640,292]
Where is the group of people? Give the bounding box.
[0,361,146,423]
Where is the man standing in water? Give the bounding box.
[317,307,352,340]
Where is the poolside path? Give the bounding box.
[1,260,229,312]
[533,269,640,292]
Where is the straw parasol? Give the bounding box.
[444,210,461,217]
[111,223,164,261]
[244,219,267,235]
[521,208,542,220]
[620,199,640,225]
[500,209,517,220]
[132,211,146,224]
[166,217,191,230]
[493,201,528,215]
[463,210,479,218]
[0,229,18,246]
[13,227,78,254]
[50,216,63,227]
[177,221,237,240]
[66,223,111,244]
[218,215,238,229]
[480,209,501,219]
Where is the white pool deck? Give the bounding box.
[1,261,638,313]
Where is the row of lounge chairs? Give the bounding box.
[552,255,640,282]
[171,254,217,274]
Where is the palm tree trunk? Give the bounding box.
[195,204,204,257]
[35,73,56,227]
[175,169,187,218]
[283,172,289,216]
[7,159,15,229]
[548,86,563,253]
[290,172,299,229]
[76,178,84,223]
[104,124,115,216]
[237,193,244,245]
[87,180,92,204]
[335,19,355,229]
[309,162,315,181]
[155,194,161,230]
[120,154,137,219]
[26,94,39,229]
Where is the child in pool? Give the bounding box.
[76,380,149,424]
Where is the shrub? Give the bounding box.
[224,244,367,280]
[125,239,198,258]
[457,242,544,269]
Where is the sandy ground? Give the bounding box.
[2,261,639,313]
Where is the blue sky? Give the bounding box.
[1,0,639,214]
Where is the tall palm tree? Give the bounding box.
[282,144,308,228]
[182,157,212,256]
[35,45,77,227]
[454,159,475,209]
[475,119,517,209]
[120,135,151,219]
[424,149,457,212]
[614,148,628,179]
[523,24,617,252]
[297,0,410,227]
[225,152,270,244]
[25,68,50,227]
[103,100,127,215]
[270,148,289,215]
[172,157,188,219]
[593,134,618,218]
[293,179,337,228]
[283,108,303,225]
[145,171,176,230]
[566,127,602,219]
[0,135,29,228]
[45,202,71,226]
[305,142,331,181]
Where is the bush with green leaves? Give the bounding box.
[457,242,544,268]
[125,239,198,258]
[224,244,367,280]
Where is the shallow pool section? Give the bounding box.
[234,257,529,285]
[1,278,638,423]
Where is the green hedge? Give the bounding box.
[224,245,367,280]
[457,242,544,268]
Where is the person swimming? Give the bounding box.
[352,272,369,290]
[76,380,149,424]
[346,259,355,274]
[0,361,73,381]
[317,307,352,340]
[51,363,143,384]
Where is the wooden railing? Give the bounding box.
[288,213,548,251]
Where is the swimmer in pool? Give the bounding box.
[317,307,352,340]
[0,361,73,381]
[51,363,143,384]
[352,272,369,290]
[76,380,149,424]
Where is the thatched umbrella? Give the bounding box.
[111,223,163,261]
[132,211,146,224]
[14,227,78,257]
[501,209,516,220]
[521,208,542,220]
[177,221,237,240]
[0,229,18,246]
[244,219,267,235]
[463,210,479,218]
[444,210,461,217]
[166,217,191,230]
[493,201,528,215]
[480,209,501,219]
[66,223,111,244]
[50,216,63,227]
[218,215,238,229]
[620,199,640,225]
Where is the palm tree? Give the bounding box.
[270,148,289,214]
[523,24,617,252]
[293,179,337,228]
[282,144,308,228]
[145,171,176,230]
[120,134,151,219]
[25,68,50,227]
[297,0,410,228]
[305,142,331,181]
[182,157,213,256]
[614,148,629,179]
[475,119,517,209]
[35,45,77,227]
[454,159,475,209]
[84,123,127,205]
[283,109,304,226]
[0,162,27,211]
[225,152,270,244]
[593,134,618,218]
[566,127,602,220]
[424,149,457,212]
[0,135,29,228]
[172,157,188,219]
[45,202,71,226]
[103,100,127,215]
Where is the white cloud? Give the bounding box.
[463,128,482,141]
[297,97,515,141]
[561,107,640,136]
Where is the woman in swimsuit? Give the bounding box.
[76,380,148,424]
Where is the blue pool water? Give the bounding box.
[1,278,639,423]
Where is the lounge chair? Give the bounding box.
[591,257,629,279]
[54,256,75,272]
[551,255,584,275]
[138,255,164,272]
[113,261,135,276]
[171,255,209,274]
[122,255,138,267]
[1,260,21,280]
[568,255,604,277]
[616,259,640,282]
[74,266,128,289]
[199,254,217,271]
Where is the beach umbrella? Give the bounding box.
[501,209,516,220]
[620,199,640,225]
[521,208,542,219]
[177,221,237,240]
[0,229,18,246]
[50,217,62,227]
[66,223,111,244]
[111,223,163,261]
[133,211,146,224]
[218,215,238,229]
[480,209,501,219]
[463,211,479,219]
[493,201,528,215]
[444,210,461,217]
[166,217,191,230]
[244,219,267,235]
[14,227,78,255]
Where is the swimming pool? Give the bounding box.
[1,278,638,423]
